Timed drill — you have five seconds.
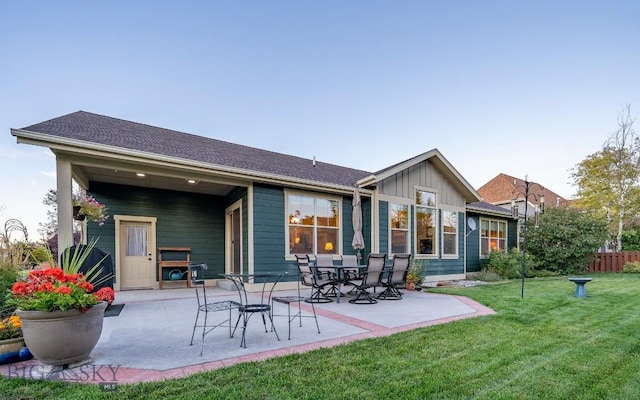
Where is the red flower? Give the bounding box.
[94,287,115,304]
[54,286,72,295]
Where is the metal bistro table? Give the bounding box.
[221,272,283,348]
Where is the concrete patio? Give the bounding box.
[2,285,494,384]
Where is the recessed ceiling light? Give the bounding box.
[136,173,146,177]
[187,179,197,184]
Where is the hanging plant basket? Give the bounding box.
[72,205,86,221]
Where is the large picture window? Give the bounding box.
[416,189,437,255]
[288,193,340,255]
[390,203,409,253]
[442,210,457,256]
[480,219,507,256]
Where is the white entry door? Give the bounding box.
[119,222,154,289]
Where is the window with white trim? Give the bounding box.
[390,203,409,253]
[442,210,458,256]
[415,189,437,255]
[287,193,340,255]
[480,218,507,257]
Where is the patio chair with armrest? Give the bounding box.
[315,254,340,298]
[188,263,240,356]
[377,253,411,300]
[295,255,333,303]
[271,260,321,339]
[340,254,361,293]
[349,253,387,304]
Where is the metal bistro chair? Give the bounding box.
[377,254,412,300]
[224,272,282,348]
[271,262,321,340]
[349,253,387,304]
[188,263,239,356]
[295,255,333,303]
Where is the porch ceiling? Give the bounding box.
[77,165,237,196]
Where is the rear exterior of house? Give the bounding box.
[12,111,485,290]
[465,202,518,273]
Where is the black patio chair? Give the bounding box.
[377,254,411,300]
[271,262,321,340]
[188,263,239,356]
[349,253,387,304]
[295,255,333,303]
[224,272,282,348]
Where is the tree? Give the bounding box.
[571,105,639,250]
[526,207,609,275]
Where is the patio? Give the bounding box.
[4,285,495,384]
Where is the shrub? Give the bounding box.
[467,270,503,282]
[485,248,538,279]
[622,261,640,273]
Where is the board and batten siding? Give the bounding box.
[378,161,465,207]
[87,182,226,281]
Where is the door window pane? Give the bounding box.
[126,226,147,256]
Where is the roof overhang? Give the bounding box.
[12,128,371,197]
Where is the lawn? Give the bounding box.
[2,274,640,399]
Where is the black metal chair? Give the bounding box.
[271,264,321,340]
[224,272,282,348]
[188,263,239,356]
[295,255,333,303]
[377,254,411,300]
[349,253,387,304]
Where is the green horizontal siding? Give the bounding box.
[87,182,226,281]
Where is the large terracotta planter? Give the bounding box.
[16,302,107,366]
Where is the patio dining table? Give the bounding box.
[314,264,365,303]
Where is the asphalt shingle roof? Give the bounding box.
[466,201,513,216]
[22,111,371,188]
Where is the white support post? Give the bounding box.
[56,158,73,263]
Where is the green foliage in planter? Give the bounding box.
[526,207,609,275]
[622,261,640,273]
[406,259,427,285]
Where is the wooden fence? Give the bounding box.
[586,251,640,273]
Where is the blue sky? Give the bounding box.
[1,1,638,240]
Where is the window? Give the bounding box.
[390,203,409,253]
[480,219,507,256]
[288,193,340,255]
[442,211,457,256]
[415,189,437,255]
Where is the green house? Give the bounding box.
[11,111,515,290]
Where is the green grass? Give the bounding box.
[2,274,640,399]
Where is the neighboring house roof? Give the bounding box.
[466,201,514,218]
[15,111,370,190]
[357,148,482,203]
[477,173,566,207]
